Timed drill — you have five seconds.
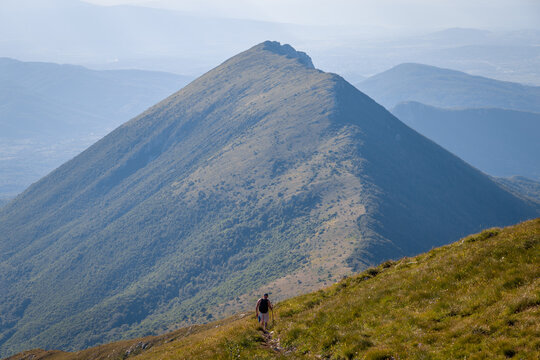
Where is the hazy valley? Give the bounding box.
[0,58,192,197]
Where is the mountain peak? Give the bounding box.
[0,41,537,357]
[256,40,315,69]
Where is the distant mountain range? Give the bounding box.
[2,2,540,85]
[356,63,540,112]
[356,63,540,183]
[0,57,192,197]
[0,42,537,357]
[392,102,540,180]
[0,0,307,75]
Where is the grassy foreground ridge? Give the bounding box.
[9,219,540,360]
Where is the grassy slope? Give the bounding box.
[11,218,539,360]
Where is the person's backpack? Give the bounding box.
[259,298,269,313]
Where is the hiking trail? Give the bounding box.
[262,329,285,354]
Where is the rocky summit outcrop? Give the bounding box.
[0,41,537,357]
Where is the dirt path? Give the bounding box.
[261,329,285,354]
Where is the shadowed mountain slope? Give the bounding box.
[8,219,540,359]
[0,41,537,357]
[357,63,540,112]
[0,197,11,208]
[495,176,540,205]
[392,101,540,180]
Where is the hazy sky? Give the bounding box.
[84,0,540,31]
[2,0,539,81]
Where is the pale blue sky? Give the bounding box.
[83,0,540,30]
[2,0,539,80]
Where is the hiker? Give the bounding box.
[255,293,273,331]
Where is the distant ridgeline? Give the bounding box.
[494,176,540,205]
[0,41,538,357]
[357,63,540,181]
[357,62,540,112]
[0,57,192,198]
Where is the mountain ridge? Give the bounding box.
[357,62,540,112]
[260,41,314,68]
[392,101,540,180]
[0,41,537,357]
[495,176,540,205]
